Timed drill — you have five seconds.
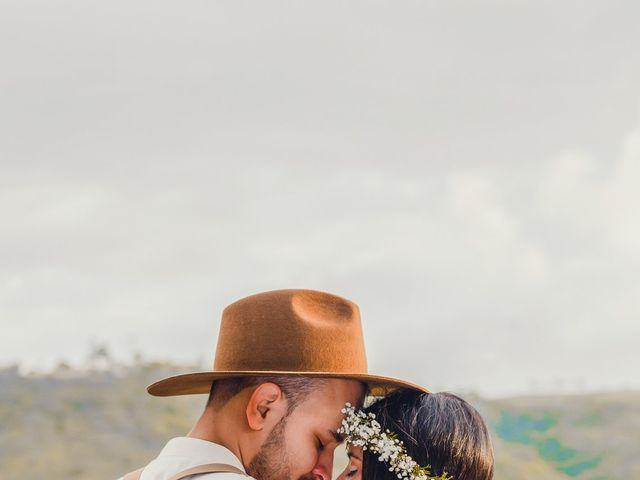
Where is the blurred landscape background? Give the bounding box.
[2,354,638,480]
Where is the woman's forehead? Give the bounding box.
[347,446,363,461]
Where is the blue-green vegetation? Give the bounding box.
[494,411,556,443]
[537,438,577,463]
[494,411,602,477]
[557,457,602,476]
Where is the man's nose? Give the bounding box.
[311,450,334,480]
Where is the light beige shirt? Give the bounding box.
[118,437,255,480]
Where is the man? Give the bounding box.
[120,289,426,480]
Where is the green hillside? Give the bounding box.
[1,362,637,479]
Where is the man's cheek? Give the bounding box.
[291,445,319,476]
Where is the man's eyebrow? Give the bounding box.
[329,429,345,443]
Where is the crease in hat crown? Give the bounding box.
[146,288,429,397]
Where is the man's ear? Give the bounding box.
[245,382,287,432]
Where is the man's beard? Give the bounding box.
[247,417,319,480]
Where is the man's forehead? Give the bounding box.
[319,378,366,398]
[295,380,362,415]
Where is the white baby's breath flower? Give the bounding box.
[337,403,452,480]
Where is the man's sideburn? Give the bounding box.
[247,416,291,480]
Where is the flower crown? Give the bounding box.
[337,403,452,480]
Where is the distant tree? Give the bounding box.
[88,342,112,370]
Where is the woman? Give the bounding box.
[337,390,494,480]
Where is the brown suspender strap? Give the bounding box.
[168,463,247,480]
[123,468,144,480]
[122,462,247,480]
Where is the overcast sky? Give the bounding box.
[1,1,639,397]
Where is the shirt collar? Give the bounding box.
[158,437,246,472]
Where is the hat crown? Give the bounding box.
[213,289,368,374]
[146,289,429,397]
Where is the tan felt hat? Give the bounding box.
[147,289,429,397]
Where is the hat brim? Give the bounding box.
[147,371,429,397]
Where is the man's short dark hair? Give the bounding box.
[207,376,326,414]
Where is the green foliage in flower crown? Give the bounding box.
[337,403,452,480]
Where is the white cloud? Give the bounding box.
[603,128,640,255]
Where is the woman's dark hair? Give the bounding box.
[362,390,494,480]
